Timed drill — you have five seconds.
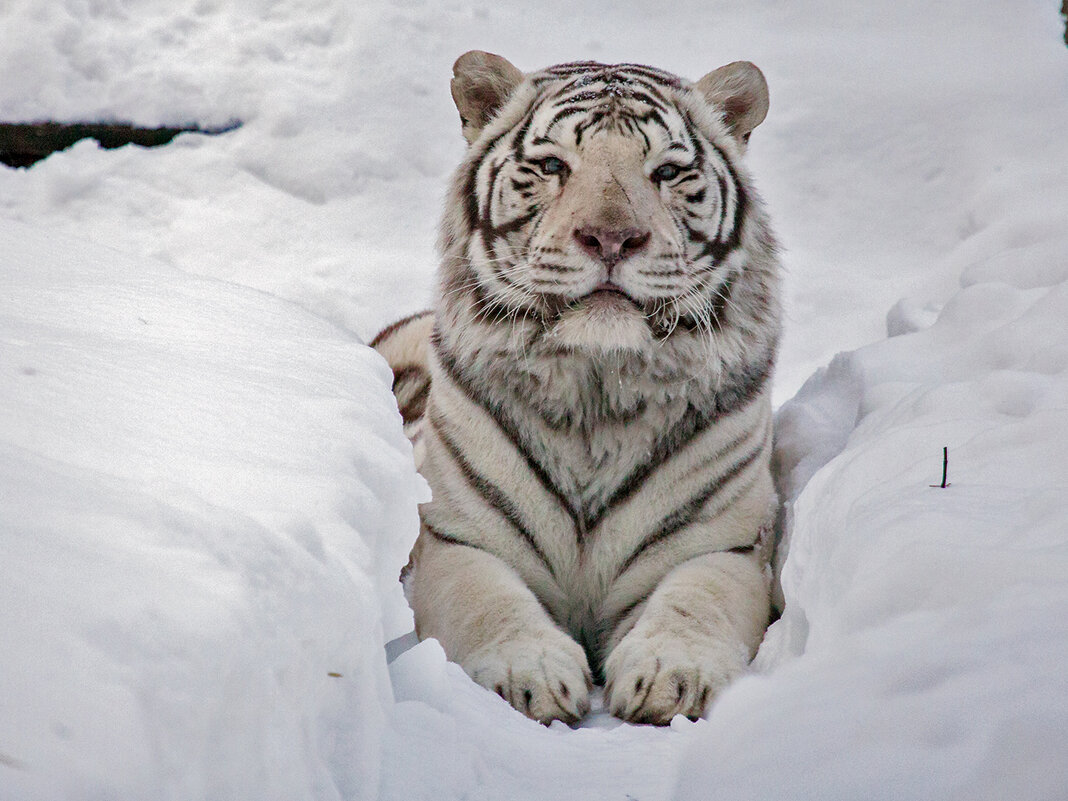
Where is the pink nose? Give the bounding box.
[573,226,651,269]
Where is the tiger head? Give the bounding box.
[438,51,780,364]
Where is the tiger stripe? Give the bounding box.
[428,410,556,580]
[376,54,782,724]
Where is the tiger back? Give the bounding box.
[373,51,781,726]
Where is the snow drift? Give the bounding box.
[0,220,425,800]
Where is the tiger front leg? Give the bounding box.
[407,530,592,724]
[603,549,770,725]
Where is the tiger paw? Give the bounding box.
[463,628,593,724]
[603,624,748,725]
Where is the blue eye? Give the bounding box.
[538,156,568,176]
[653,163,682,182]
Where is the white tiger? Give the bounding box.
[372,51,781,725]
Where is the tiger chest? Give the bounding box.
[511,368,692,524]
[517,396,692,598]
[524,419,660,522]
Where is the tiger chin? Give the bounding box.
[372,51,782,726]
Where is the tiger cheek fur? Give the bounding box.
[374,52,781,725]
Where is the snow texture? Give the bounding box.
[1,0,1066,799]
[0,221,427,800]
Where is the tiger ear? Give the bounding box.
[695,61,769,149]
[451,50,525,144]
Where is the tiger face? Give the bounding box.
[441,54,775,358]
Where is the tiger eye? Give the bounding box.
[538,156,568,176]
[653,163,682,182]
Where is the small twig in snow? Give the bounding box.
[929,446,951,488]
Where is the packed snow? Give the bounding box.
[0,219,428,800]
[1,0,1066,799]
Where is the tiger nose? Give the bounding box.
[573,226,651,268]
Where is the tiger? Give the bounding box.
[371,50,781,725]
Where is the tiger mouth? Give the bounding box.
[588,282,630,298]
[540,282,650,317]
[582,282,642,308]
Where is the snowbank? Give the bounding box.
[0,219,425,800]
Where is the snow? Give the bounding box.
[0,220,426,799]
[2,0,1067,798]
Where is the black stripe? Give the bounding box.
[430,415,556,579]
[623,90,670,113]
[708,141,748,258]
[727,543,755,554]
[682,218,709,245]
[369,309,433,349]
[391,364,427,391]
[556,90,607,104]
[670,110,749,267]
[545,61,604,70]
[573,110,609,144]
[424,521,485,553]
[462,161,480,234]
[590,413,756,534]
[543,104,595,134]
[477,167,515,281]
[585,403,718,531]
[398,376,431,425]
[529,276,570,287]
[677,115,728,260]
[590,594,646,676]
[624,76,676,107]
[614,116,651,154]
[708,163,730,243]
[509,99,542,161]
[631,107,669,134]
[461,100,542,233]
[491,208,537,237]
[615,440,765,579]
[432,331,583,532]
[610,596,645,634]
[637,266,685,277]
[537,62,605,78]
[535,262,581,273]
[714,348,776,416]
[615,64,682,87]
[480,159,507,249]
[475,107,551,263]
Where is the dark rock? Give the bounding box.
[0,121,240,168]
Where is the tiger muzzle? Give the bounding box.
[573,226,651,271]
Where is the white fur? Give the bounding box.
[376,55,782,725]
